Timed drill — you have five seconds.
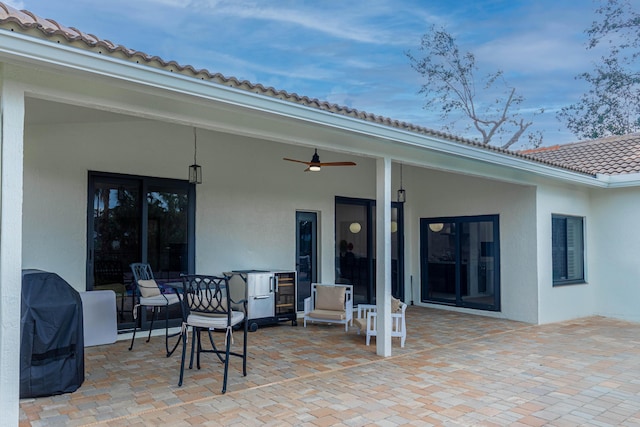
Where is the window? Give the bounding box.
[552,215,585,285]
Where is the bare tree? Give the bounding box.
[407,26,542,149]
[558,0,640,140]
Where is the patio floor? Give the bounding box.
[19,307,640,426]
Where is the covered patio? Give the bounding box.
[19,308,640,426]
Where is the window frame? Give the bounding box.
[551,214,586,286]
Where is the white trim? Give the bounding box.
[0,75,24,426]
[375,157,392,357]
[595,172,640,188]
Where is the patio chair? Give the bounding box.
[303,283,353,331]
[178,274,248,393]
[128,262,181,356]
[354,297,407,347]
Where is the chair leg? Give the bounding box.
[178,325,188,387]
[206,329,225,363]
[147,307,157,343]
[196,329,203,370]
[164,304,182,357]
[242,318,248,377]
[128,304,140,351]
[189,327,197,370]
[221,328,232,394]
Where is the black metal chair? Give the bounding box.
[178,274,248,393]
[129,263,181,356]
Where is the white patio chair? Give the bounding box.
[303,283,353,331]
[354,297,407,347]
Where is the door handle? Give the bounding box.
[253,295,271,300]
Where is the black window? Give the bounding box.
[552,215,585,285]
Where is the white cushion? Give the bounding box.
[391,297,402,312]
[137,279,161,297]
[139,292,180,306]
[187,310,245,329]
[315,286,346,311]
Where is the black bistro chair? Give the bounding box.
[178,274,248,393]
[129,263,181,356]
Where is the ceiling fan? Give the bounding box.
[283,149,356,172]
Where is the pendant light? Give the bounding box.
[397,163,406,203]
[189,127,202,184]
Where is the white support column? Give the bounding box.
[0,75,25,425]
[375,157,392,357]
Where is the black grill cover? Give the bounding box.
[20,270,84,398]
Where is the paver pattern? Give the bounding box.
[19,308,640,426]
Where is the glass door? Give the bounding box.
[335,197,404,305]
[88,172,195,331]
[336,199,371,305]
[420,215,500,311]
[296,211,317,310]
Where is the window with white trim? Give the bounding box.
[552,214,585,285]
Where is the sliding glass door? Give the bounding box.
[420,215,500,311]
[87,172,195,331]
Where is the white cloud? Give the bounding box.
[3,0,25,9]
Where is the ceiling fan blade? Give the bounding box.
[283,157,311,165]
[319,161,357,166]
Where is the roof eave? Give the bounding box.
[596,172,640,188]
[0,28,611,188]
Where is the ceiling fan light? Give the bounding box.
[309,164,321,172]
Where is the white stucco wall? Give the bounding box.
[22,119,376,290]
[404,167,539,323]
[590,186,640,322]
[536,182,597,324]
[23,115,547,324]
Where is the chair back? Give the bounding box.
[130,263,154,295]
[181,275,231,319]
[130,263,154,282]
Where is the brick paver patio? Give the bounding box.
[19,307,640,426]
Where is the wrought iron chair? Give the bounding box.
[129,262,181,356]
[178,274,248,393]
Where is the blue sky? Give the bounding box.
[9,0,609,148]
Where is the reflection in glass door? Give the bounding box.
[88,173,195,331]
[296,211,317,310]
[335,197,404,305]
[420,215,500,311]
[336,200,371,305]
[146,188,189,281]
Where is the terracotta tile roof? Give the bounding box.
[521,133,640,175]
[0,2,598,177]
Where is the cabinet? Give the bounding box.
[227,270,297,332]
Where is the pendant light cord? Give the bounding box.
[193,127,198,165]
